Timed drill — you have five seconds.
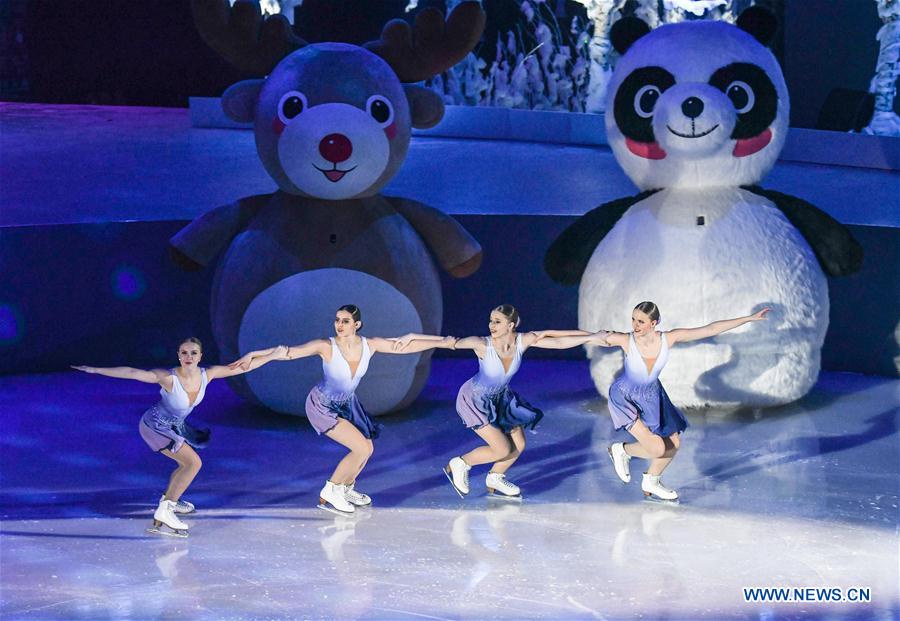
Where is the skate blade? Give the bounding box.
[317,502,355,517]
[642,494,680,505]
[146,525,188,538]
[607,447,630,484]
[443,467,467,498]
[486,491,523,502]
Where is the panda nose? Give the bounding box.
[319,133,353,164]
[681,97,704,119]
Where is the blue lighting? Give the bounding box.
[0,304,23,344]
[111,265,147,300]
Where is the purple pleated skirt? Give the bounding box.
[455,378,544,433]
[608,376,688,437]
[139,405,210,453]
[305,384,381,440]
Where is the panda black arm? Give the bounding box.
[742,185,864,277]
[544,190,659,285]
[169,194,270,270]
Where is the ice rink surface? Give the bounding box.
[1,360,897,620]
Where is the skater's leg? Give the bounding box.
[160,444,202,502]
[325,419,374,485]
[624,420,678,462]
[489,426,525,474]
[461,425,515,467]
[647,433,680,476]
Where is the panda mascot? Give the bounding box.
[545,8,863,408]
[171,1,485,415]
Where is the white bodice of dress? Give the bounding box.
[623,332,669,385]
[474,334,523,391]
[157,368,208,420]
[320,337,371,396]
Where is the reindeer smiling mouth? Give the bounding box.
[314,164,357,183]
[667,124,720,139]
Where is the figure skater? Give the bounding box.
[398,304,608,500]
[231,305,455,515]
[602,301,770,502]
[72,337,285,536]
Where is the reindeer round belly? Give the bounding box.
[210,211,442,416]
[579,188,828,408]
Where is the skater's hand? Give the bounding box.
[71,365,96,373]
[590,330,610,346]
[749,308,771,321]
[442,336,458,350]
[531,330,548,341]
[228,353,255,371]
[392,334,416,351]
[275,345,290,359]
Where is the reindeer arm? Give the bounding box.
[386,196,482,278]
[169,194,269,270]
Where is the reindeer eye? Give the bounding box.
[278,91,308,124]
[366,95,394,126]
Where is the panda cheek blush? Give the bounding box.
[272,118,286,135]
[733,127,771,157]
[384,123,397,140]
[626,137,667,160]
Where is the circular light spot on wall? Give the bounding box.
[0,304,23,345]
[111,265,146,300]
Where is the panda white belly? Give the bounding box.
[579,187,828,408]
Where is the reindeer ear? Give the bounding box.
[405,85,445,129]
[737,6,777,46]
[221,79,264,122]
[610,17,651,55]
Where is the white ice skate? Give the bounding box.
[318,481,355,515]
[343,483,371,507]
[485,472,522,499]
[641,473,679,503]
[608,442,632,484]
[443,456,470,497]
[160,494,195,514]
[148,498,189,538]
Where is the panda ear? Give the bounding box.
[221,79,264,123]
[610,17,651,55]
[737,6,778,46]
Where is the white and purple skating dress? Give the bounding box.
[455,334,544,433]
[139,369,211,453]
[305,337,381,439]
[608,332,688,437]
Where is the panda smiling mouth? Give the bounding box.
[314,164,357,183]
[666,124,719,138]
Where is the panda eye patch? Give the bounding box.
[614,66,676,143]
[709,63,777,139]
[366,95,394,127]
[277,90,308,124]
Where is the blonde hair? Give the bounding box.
[493,304,521,327]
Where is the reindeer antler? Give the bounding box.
[364,2,486,83]
[192,0,307,77]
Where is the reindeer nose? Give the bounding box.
[319,133,352,164]
[681,97,704,119]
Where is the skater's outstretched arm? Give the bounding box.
[372,334,457,354]
[71,365,172,387]
[229,340,330,370]
[208,346,290,379]
[524,331,609,350]
[668,308,770,345]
